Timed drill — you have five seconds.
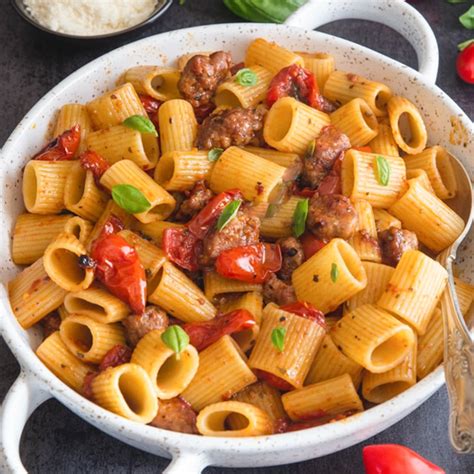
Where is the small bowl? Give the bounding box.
[11,0,173,40]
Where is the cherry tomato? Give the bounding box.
[266,65,323,109]
[457,42,474,85]
[187,189,242,239]
[139,94,161,128]
[91,219,147,314]
[215,243,282,284]
[254,369,294,391]
[33,124,81,161]
[99,344,132,371]
[182,309,255,351]
[280,301,326,328]
[300,232,327,260]
[363,444,445,474]
[162,227,202,272]
[80,150,110,183]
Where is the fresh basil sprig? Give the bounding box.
[375,155,390,186]
[217,200,242,231]
[161,325,189,358]
[111,184,151,214]
[235,68,258,86]
[208,148,224,162]
[460,6,474,29]
[224,0,308,23]
[292,198,309,238]
[271,326,286,352]
[330,263,339,283]
[123,115,158,136]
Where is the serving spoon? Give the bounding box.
[436,154,474,453]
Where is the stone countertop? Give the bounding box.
[0,0,472,472]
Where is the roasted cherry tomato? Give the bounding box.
[254,369,294,391]
[91,218,147,314]
[363,444,445,474]
[266,65,322,109]
[33,124,81,161]
[139,94,161,127]
[187,189,242,239]
[99,344,132,371]
[182,309,255,351]
[162,227,202,272]
[300,232,327,260]
[80,150,110,183]
[457,42,474,85]
[215,243,282,284]
[280,301,326,328]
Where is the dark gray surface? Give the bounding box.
[0,0,473,472]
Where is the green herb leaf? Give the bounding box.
[216,200,242,231]
[292,198,309,238]
[330,263,339,283]
[271,326,286,352]
[111,184,151,214]
[235,68,258,86]
[123,115,158,136]
[458,38,474,51]
[375,155,390,186]
[460,6,474,29]
[224,0,308,23]
[265,203,278,218]
[161,325,189,357]
[208,148,224,162]
[447,0,467,4]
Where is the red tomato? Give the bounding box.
[139,94,161,128]
[182,309,255,351]
[457,43,474,84]
[363,444,445,474]
[266,65,322,109]
[254,369,294,391]
[162,227,202,272]
[300,232,327,260]
[91,219,147,314]
[33,124,81,161]
[99,344,132,371]
[187,189,242,239]
[280,301,326,328]
[215,243,282,284]
[83,371,98,399]
[80,150,110,183]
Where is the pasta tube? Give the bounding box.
[373,209,401,233]
[349,199,381,262]
[132,220,184,246]
[417,308,443,379]
[53,103,92,154]
[296,52,335,90]
[405,169,436,195]
[260,196,301,240]
[204,271,261,302]
[369,122,399,157]
[122,66,181,101]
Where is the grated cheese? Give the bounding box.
[24,0,160,36]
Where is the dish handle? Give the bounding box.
[163,451,211,474]
[284,0,439,84]
[0,370,52,473]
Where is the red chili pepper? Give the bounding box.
[300,232,327,260]
[457,42,474,85]
[33,124,81,161]
[91,218,147,314]
[254,369,294,391]
[266,65,323,109]
[182,309,255,351]
[187,189,242,239]
[363,444,445,474]
[99,344,132,371]
[280,301,326,328]
[215,243,282,284]
[162,227,202,272]
[80,150,110,183]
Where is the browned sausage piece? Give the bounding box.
[199,209,260,266]
[175,180,214,222]
[196,107,265,150]
[41,312,61,339]
[178,51,233,109]
[263,273,297,306]
[379,226,418,267]
[122,305,169,347]
[307,194,358,241]
[277,237,304,282]
[149,397,198,434]
[302,125,351,189]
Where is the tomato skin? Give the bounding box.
[363,444,445,474]
[162,228,202,272]
[139,94,161,128]
[254,369,294,391]
[280,301,326,329]
[91,220,147,314]
[99,344,132,371]
[33,124,81,161]
[457,44,474,84]
[80,150,111,183]
[182,309,255,351]
[300,232,327,260]
[215,243,282,284]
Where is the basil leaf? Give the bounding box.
[235,68,258,86]
[460,6,474,29]
[123,115,158,136]
[223,0,280,22]
[375,155,390,186]
[330,263,339,283]
[271,327,286,352]
[216,200,242,231]
[292,198,309,238]
[248,0,308,23]
[458,39,474,51]
[111,184,151,214]
[265,203,278,218]
[161,325,189,356]
[208,148,224,162]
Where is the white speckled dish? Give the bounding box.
[0,1,473,472]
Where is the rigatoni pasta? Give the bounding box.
[122,66,181,101]
[53,103,91,154]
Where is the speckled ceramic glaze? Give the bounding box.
[0,1,473,473]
